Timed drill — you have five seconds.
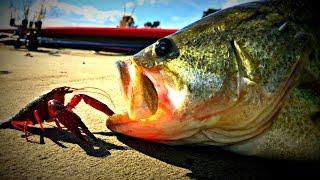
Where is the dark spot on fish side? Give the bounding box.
[0,70,11,74]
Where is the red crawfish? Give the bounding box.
[0,86,114,144]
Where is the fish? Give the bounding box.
[107,0,320,160]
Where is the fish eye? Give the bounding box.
[155,38,172,57]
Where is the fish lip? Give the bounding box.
[114,59,159,121]
[115,60,130,99]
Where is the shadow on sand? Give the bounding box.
[22,128,320,178]
[112,133,320,179]
[24,127,128,157]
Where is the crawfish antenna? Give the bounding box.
[74,87,115,108]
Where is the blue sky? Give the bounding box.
[0,0,254,29]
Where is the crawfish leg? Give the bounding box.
[34,110,46,144]
[11,120,33,141]
[23,121,28,141]
[33,110,45,132]
[53,118,64,134]
[66,94,114,116]
[11,110,46,143]
[80,126,98,142]
[56,109,96,144]
[11,120,30,131]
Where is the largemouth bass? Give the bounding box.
[107,0,320,160]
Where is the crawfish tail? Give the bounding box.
[1,86,75,129]
[0,118,12,128]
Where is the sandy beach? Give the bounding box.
[0,45,319,179]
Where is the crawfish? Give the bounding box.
[0,86,114,144]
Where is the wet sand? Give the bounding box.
[0,45,319,179]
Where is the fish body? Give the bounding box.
[108,0,320,160]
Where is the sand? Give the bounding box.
[0,45,319,179]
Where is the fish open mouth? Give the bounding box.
[107,59,184,140]
[115,60,159,120]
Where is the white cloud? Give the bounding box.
[29,0,123,25]
[125,1,135,9]
[137,0,145,6]
[179,0,202,10]
[150,0,156,4]
[44,17,114,27]
[136,0,169,6]
[0,0,172,28]
[171,16,180,21]
[42,17,72,27]
[158,0,169,4]
[222,0,254,9]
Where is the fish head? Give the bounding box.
[107,1,313,144]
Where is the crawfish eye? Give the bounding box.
[155,38,172,57]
